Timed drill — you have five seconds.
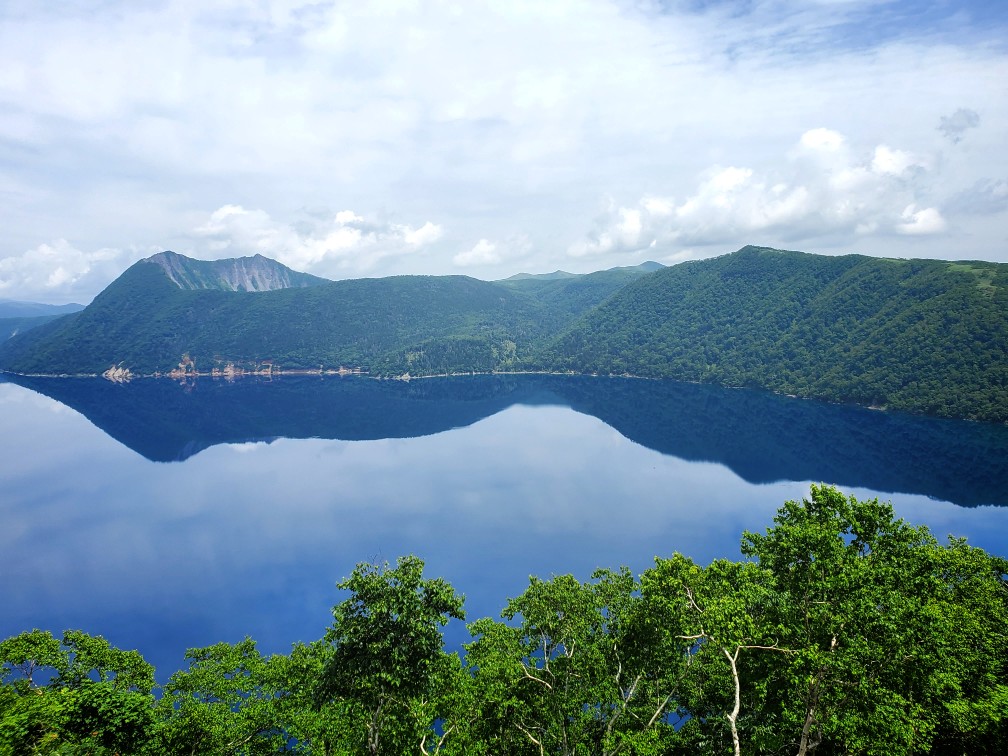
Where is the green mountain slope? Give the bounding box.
[0,252,652,377]
[539,246,1008,421]
[1,246,1004,422]
[0,313,75,341]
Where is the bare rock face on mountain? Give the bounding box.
[147,251,327,292]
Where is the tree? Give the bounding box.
[466,567,688,756]
[0,629,64,691]
[153,637,287,755]
[315,555,466,755]
[741,484,1008,754]
[268,639,345,755]
[0,629,155,754]
[641,555,787,756]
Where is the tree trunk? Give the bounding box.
[723,647,742,756]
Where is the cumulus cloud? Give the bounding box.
[0,0,1006,288]
[569,203,654,258]
[569,128,946,258]
[454,239,501,267]
[193,205,443,276]
[896,205,947,235]
[0,240,144,304]
[452,235,532,269]
[938,108,980,143]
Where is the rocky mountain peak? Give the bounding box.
[145,251,327,292]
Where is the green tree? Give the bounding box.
[315,555,466,755]
[466,567,688,755]
[641,556,787,756]
[0,629,155,755]
[152,637,287,755]
[741,484,1008,754]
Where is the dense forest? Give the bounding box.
[0,246,1005,422]
[543,247,1008,423]
[2,486,1007,755]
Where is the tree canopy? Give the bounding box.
[2,486,1006,754]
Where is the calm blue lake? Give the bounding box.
[2,373,1007,679]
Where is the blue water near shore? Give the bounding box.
[2,373,1006,679]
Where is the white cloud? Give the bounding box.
[0,0,1006,291]
[404,222,443,247]
[800,128,846,152]
[569,128,952,258]
[871,145,924,176]
[0,240,145,304]
[452,235,532,269]
[193,205,444,276]
[454,239,500,267]
[896,205,947,235]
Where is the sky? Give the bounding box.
[1,0,1006,304]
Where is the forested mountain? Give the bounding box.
[543,246,1007,421]
[0,251,652,378]
[0,246,1005,422]
[0,314,72,342]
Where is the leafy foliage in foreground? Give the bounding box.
[1,246,1004,421]
[3,486,1006,754]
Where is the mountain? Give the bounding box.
[504,270,579,281]
[541,246,1008,422]
[0,246,1005,422]
[502,261,663,282]
[0,299,84,318]
[0,250,647,378]
[0,314,75,342]
[146,250,328,291]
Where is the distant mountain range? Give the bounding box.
[0,299,86,342]
[0,246,1005,422]
[0,299,85,318]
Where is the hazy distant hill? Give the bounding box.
[0,314,74,342]
[503,261,663,282]
[1,246,1005,422]
[0,300,85,343]
[0,299,84,318]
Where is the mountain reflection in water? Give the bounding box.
[5,372,1007,508]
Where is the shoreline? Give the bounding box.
[2,367,1004,426]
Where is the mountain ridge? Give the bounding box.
[0,299,85,318]
[0,245,1004,422]
[145,250,328,292]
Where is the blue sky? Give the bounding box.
[1,0,1005,303]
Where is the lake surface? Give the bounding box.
[2,373,1007,680]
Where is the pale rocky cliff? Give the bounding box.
[146,251,328,292]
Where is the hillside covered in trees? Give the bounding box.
[2,487,1006,755]
[0,246,1005,422]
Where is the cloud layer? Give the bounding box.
[193,205,443,277]
[1,1,1005,302]
[569,128,949,256]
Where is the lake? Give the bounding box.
[2,373,1007,680]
